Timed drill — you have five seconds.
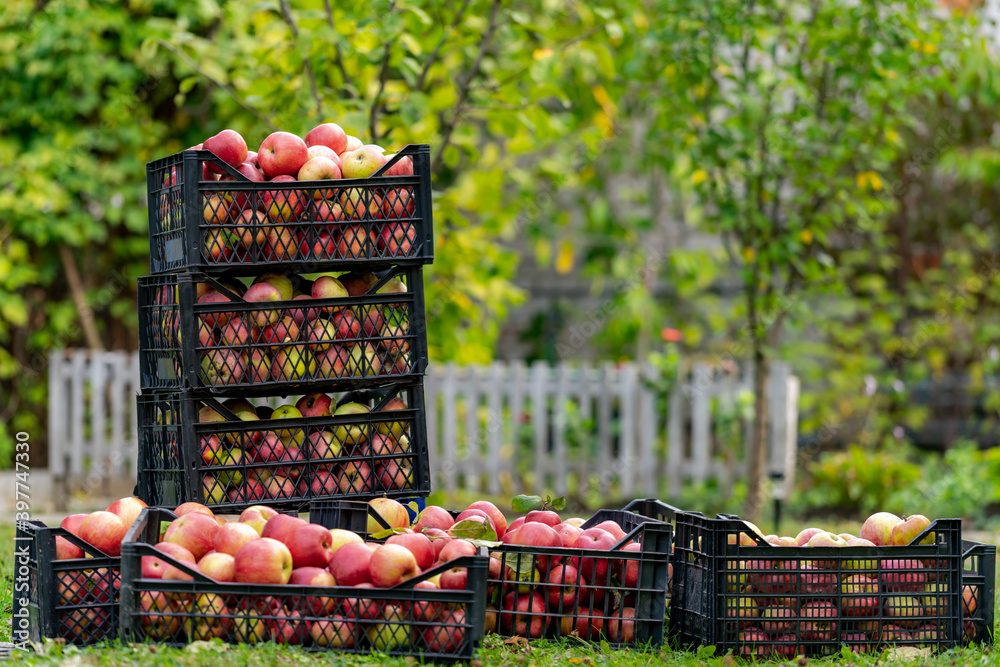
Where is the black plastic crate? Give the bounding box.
[12,520,120,645]
[147,145,433,275]
[120,508,486,660]
[669,511,972,656]
[311,500,673,647]
[138,266,426,395]
[136,383,431,513]
[961,539,996,645]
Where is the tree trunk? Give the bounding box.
[744,338,769,522]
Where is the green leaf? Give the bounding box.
[547,495,567,511]
[158,521,172,536]
[511,494,543,512]
[469,539,502,548]
[696,645,717,659]
[370,527,408,540]
[447,519,495,541]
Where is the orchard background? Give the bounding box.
[6,1,1000,534]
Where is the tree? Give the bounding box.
[629,0,955,519]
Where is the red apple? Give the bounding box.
[305,123,348,154]
[606,607,636,643]
[413,506,455,533]
[261,514,307,546]
[572,528,617,586]
[438,538,477,563]
[369,543,421,587]
[310,616,355,648]
[79,511,128,557]
[499,591,546,638]
[258,131,309,179]
[525,510,561,527]
[163,512,220,560]
[288,566,337,615]
[287,523,335,569]
[269,609,309,645]
[214,521,260,556]
[60,514,88,537]
[592,520,627,543]
[422,609,466,653]
[465,501,507,538]
[296,392,332,417]
[860,512,903,547]
[105,497,148,532]
[234,537,293,584]
[329,542,375,586]
[793,527,825,547]
[55,536,84,560]
[198,552,236,582]
[510,522,563,574]
[386,532,435,571]
[545,563,587,611]
[554,523,583,547]
[204,129,248,173]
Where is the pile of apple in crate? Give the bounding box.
[12,122,996,660]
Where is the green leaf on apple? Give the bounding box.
[448,519,496,541]
[504,554,538,581]
[511,494,543,513]
[469,539,502,548]
[159,521,173,536]
[370,527,409,540]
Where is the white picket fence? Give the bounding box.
[45,350,799,508]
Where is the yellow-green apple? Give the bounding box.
[369,497,410,532]
[347,343,382,376]
[860,512,903,546]
[204,129,248,173]
[386,533,435,571]
[793,527,825,547]
[258,131,309,179]
[198,552,236,582]
[525,510,561,527]
[269,609,309,645]
[341,135,363,155]
[139,591,180,640]
[413,506,455,533]
[174,502,213,517]
[305,123,348,154]
[922,582,949,616]
[297,157,341,199]
[252,273,293,300]
[466,501,507,538]
[335,403,370,446]
[329,529,363,556]
[423,609,466,653]
[181,593,231,640]
[287,523,335,568]
[261,514,306,545]
[725,597,760,629]
[288,566,337,615]
[369,543,421,587]
[885,595,924,628]
[214,522,259,556]
[79,511,128,557]
[233,608,268,643]
[342,145,386,179]
[197,290,233,329]
[246,349,273,383]
[382,154,413,177]
[164,512,220,560]
[500,591,546,638]
[55,536,84,560]
[271,347,316,382]
[234,537,293,584]
[562,517,585,529]
[105,497,147,532]
[889,515,933,546]
[306,320,338,352]
[328,542,374,586]
[203,194,231,225]
[881,558,927,592]
[367,604,410,650]
[311,616,355,648]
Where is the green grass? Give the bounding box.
[4,518,998,666]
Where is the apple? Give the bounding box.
[298,157,341,197]
[60,607,111,643]
[197,552,236,582]
[554,523,583,548]
[139,591,180,640]
[890,514,933,546]
[573,528,617,585]
[164,512,220,560]
[342,145,386,179]
[336,223,378,257]
[79,511,128,557]
[800,600,837,640]
[243,281,283,329]
[881,558,926,592]
[271,346,316,382]
[311,616,355,648]
[331,308,361,340]
[288,566,337,615]
[860,512,903,546]
[607,608,637,644]
[420,608,466,653]
[204,129,248,173]
[105,497,147,532]
[736,628,769,657]
[234,537,293,584]
[258,131,309,178]
[842,574,879,616]
[382,154,413,177]
[260,315,300,351]
[340,135,363,155]
[509,522,562,575]
[367,604,410,650]
[369,543,421,587]
[545,563,587,611]
[296,392,332,417]
[307,430,340,459]
[269,609,309,645]
[386,532,435,571]
[921,582,950,616]
[328,529,364,556]
[412,508,455,536]
[174,502,215,518]
[55,536,84,560]
[305,123,348,154]
[219,317,252,348]
[424,529,453,560]
[760,603,797,634]
[261,514,307,545]
[311,275,349,299]
[725,596,760,629]
[621,541,643,588]
[239,505,278,534]
[558,606,604,641]
[246,349,273,384]
[368,497,410,533]
[793,527,825,547]
[592,520,627,543]
[214,521,260,556]
[337,461,373,494]
[438,538,477,563]
[60,514,88,537]
[287,523,335,568]
[525,510,561,527]
[465,501,507,538]
[307,144,341,165]
[499,591,546,638]
[328,542,374,586]
[376,460,411,491]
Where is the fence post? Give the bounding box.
[691,363,711,483]
[48,351,68,512]
[638,363,658,497]
[531,360,548,495]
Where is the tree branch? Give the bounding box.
[157,40,276,130]
[323,0,357,98]
[417,0,471,91]
[279,0,323,120]
[370,2,396,145]
[432,0,502,174]
[59,246,103,350]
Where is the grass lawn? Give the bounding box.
[4,519,998,666]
